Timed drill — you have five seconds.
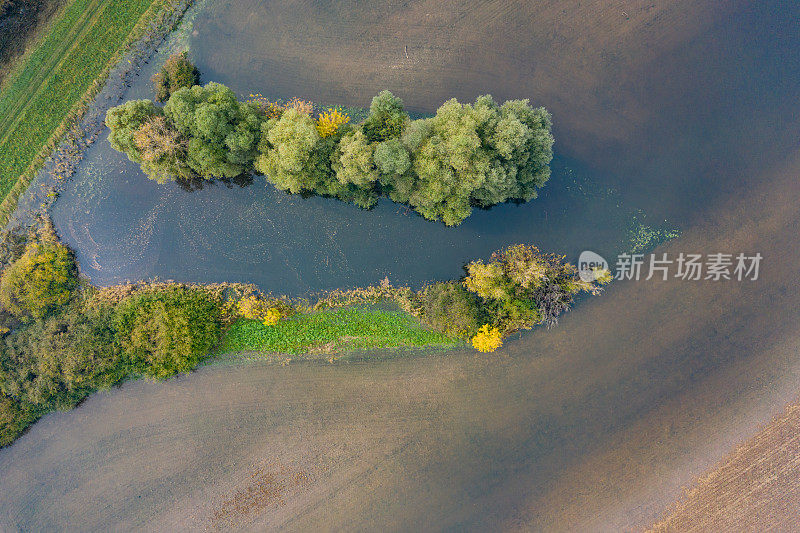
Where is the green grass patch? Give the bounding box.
[0,0,169,208]
[218,306,461,356]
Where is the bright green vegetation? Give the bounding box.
[106,83,554,225]
[0,0,171,214]
[219,307,460,356]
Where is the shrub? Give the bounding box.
[113,287,222,379]
[151,51,200,102]
[0,395,36,447]
[0,238,78,320]
[471,324,503,352]
[418,281,483,337]
[0,304,121,410]
[262,308,281,326]
[0,227,28,271]
[237,295,268,320]
[316,108,350,138]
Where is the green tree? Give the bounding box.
[112,287,222,379]
[256,108,345,197]
[333,130,379,188]
[361,90,409,142]
[105,99,162,164]
[163,82,263,178]
[0,306,121,410]
[0,238,78,320]
[151,51,200,102]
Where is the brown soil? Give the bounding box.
[649,401,800,532]
[0,0,67,86]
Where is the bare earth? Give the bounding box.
[650,401,800,532]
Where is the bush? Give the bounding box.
[0,305,121,410]
[0,395,36,447]
[151,51,200,102]
[471,324,503,353]
[418,281,484,337]
[113,287,223,379]
[0,238,78,320]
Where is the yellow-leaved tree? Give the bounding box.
[316,108,350,138]
[471,324,503,353]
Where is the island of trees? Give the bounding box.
[106,78,554,225]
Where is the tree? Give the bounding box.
[316,108,350,138]
[105,99,162,164]
[405,95,554,226]
[0,306,120,410]
[463,244,602,332]
[471,324,503,352]
[151,51,200,103]
[106,86,554,226]
[112,287,222,379]
[333,130,379,189]
[0,238,78,320]
[133,115,193,182]
[164,82,263,178]
[256,108,345,197]
[361,90,409,142]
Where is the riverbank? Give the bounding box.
[0,220,601,448]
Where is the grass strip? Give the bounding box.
[218,306,461,356]
[0,0,177,223]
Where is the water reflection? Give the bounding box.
[175,173,254,192]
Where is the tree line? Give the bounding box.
[106,65,554,225]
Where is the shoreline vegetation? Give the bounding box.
[0,217,608,447]
[106,79,555,226]
[0,0,195,226]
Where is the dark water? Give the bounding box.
[16,0,800,531]
[52,0,661,294]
